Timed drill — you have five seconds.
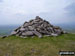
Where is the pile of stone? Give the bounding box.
[11,16,65,38]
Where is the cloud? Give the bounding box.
[64,2,75,23]
[0,0,75,25]
[65,3,75,16]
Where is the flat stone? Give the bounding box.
[32,31,42,38]
[20,27,25,31]
[28,26,34,31]
[51,33,58,37]
[20,36,27,38]
[22,31,34,36]
[23,23,29,27]
[11,31,17,35]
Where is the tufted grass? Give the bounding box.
[0,33,75,56]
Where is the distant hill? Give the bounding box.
[0,25,20,36]
[0,23,75,36]
[53,23,75,33]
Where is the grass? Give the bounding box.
[0,34,75,56]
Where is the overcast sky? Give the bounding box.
[0,0,75,25]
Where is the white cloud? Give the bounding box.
[0,0,75,25]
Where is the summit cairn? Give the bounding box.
[11,16,65,38]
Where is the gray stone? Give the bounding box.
[23,27,29,31]
[23,22,28,25]
[33,24,39,27]
[28,26,34,31]
[14,27,21,31]
[51,33,58,37]
[45,35,51,37]
[23,23,29,27]
[20,27,25,31]
[39,21,44,24]
[32,31,42,38]
[22,31,34,36]
[2,36,7,38]
[11,31,17,35]
[35,16,43,21]
[20,36,27,38]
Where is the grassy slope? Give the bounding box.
[0,34,75,56]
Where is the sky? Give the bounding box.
[0,0,75,25]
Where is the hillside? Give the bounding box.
[0,24,75,36]
[0,34,75,56]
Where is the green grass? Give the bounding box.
[0,34,75,56]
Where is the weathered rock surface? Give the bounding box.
[11,16,65,38]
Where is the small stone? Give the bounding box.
[20,36,27,38]
[2,36,7,38]
[51,33,58,37]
